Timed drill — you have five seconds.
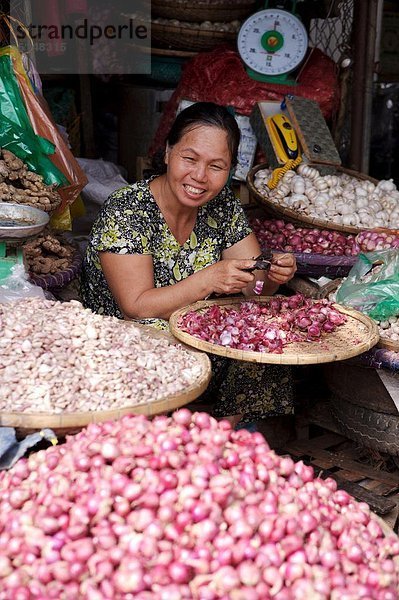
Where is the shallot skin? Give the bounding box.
[0,412,398,599]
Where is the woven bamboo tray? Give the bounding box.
[247,163,381,235]
[169,297,379,365]
[149,21,237,52]
[28,248,82,291]
[0,324,211,436]
[152,0,256,22]
[377,337,399,352]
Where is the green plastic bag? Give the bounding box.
[0,52,68,187]
[336,249,399,321]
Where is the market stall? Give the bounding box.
[1,1,399,597]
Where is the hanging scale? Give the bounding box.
[237,0,308,84]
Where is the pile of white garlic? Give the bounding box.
[254,164,399,229]
[0,298,205,414]
[377,316,399,343]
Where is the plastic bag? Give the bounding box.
[336,249,399,320]
[0,264,45,303]
[0,46,88,228]
[0,427,57,470]
[0,48,68,187]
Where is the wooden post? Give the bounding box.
[349,0,382,173]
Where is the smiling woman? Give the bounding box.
[81,102,297,424]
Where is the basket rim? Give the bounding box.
[247,163,382,236]
[28,247,82,290]
[0,323,212,430]
[377,337,399,352]
[293,251,357,266]
[169,296,380,365]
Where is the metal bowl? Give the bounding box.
[0,203,50,240]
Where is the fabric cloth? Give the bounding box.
[202,356,294,422]
[81,178,294,419]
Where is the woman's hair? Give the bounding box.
[166,102,241,167]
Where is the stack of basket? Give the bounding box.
[150,0,257,52]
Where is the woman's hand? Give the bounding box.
[206,259,256,295]
[267,253,297,285]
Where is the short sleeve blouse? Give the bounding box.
[80,178,252,323]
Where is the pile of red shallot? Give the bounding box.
[0,412,398,599]
[249,218,359,257]
[356,230,399,252]
[178,294,347,353]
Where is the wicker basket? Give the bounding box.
[169,297,380,365]
[247,163,381,235]
[28,248,82,292]
[149,21,237,51]
[0,324,212,437]
[377,336,399,352]
[152,0,256,23]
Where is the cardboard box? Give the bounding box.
[250,96,341,169]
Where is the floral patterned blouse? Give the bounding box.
[80,178,252,327]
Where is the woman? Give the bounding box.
[81,102,296,425]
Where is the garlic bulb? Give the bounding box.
[376,315,399,342]
[254,164,399,230]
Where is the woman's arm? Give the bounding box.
[99,252,257,320]
[222,233,297,296]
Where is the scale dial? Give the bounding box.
[238,9,308,76]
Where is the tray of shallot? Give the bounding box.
[169,294,379,365]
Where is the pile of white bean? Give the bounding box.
[0,299,204,413]
[377,316,399,343]
[254,164,399,229]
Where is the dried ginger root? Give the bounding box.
[24,229,75,275]
[0,149,61,212]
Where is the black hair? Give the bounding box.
[166,102,240,167]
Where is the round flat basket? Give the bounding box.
[247,163,381,235]
[149,21,237,52]
[0,324,211,437]
[152,0,256,22]
[28,248,82,291]
[169,297,379,365]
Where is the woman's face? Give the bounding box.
[165,125,232,209]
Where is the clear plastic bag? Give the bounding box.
[0,264,45,303]
[336,249,399,321]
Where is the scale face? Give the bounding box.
[238,9,308,79]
